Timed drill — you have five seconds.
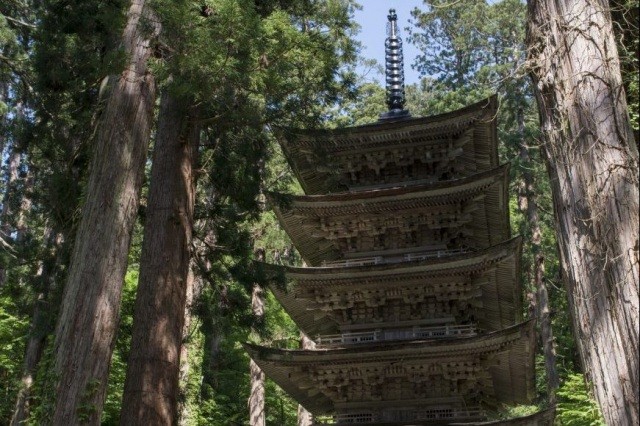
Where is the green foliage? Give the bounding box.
[101,269,139,425]
[28,342,57,424]
[0,295,29,421]
[611,0,639,131]
[264,378,298,425]
[556,374,605,425]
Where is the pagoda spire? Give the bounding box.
[380,8,411,121]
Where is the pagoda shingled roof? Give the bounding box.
[262,237,523,337]
[450,408,555,425]
[244,321,536,416]
[275,96,499,194]
[270,165,510,266]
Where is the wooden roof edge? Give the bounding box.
[513,238,525,322]
[450,407,555,426]
[243,319,535,361]
[273,95,498,141]
[255,236,523,277]
[266,163,510,206]
[242,342,334,414]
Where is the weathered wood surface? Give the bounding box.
[50,1,158,423]
[272,165,510,266]
[119,92,198,425]
[245,321,535,414]
[277,96,499,195]
[527,0,639,423]
[265,238,523,337]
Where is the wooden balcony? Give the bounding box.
[320,248,471,268]
[315,324,477,348]
[314,406,484,424]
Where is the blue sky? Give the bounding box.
[353,1,425,85]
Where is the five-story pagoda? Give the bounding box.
[246,9,551,425]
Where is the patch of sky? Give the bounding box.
[353,0,425,85]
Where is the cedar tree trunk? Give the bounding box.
[120,91,199,425]
[249,278,265,426]
[50,1,158,423]
[526,0,639,423]
[178,268,200,425]
[297,332,315,426]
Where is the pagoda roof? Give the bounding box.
[270,165,510,266]
[276,96,499,194]
[450,408,555,425]
[263,237,523,337]
[244,321,536,415]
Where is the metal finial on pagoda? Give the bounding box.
[380,8,411,121]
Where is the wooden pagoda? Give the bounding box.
[246,9,553,426]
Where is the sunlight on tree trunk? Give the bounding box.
[526,0,639,423]
[297,332,315,426]
[10,229,61,425]
[49,1,158,423]
[249,249,266,426]
[120,91,199,425]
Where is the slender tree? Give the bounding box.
[49,0,159,422]
[248,264,266,426]
[526,0,639,423]
[297,332,315,426]
[516,108,559,404]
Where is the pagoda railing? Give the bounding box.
[321,248,470,268]
[315,324,476,348]
[313,406,483,424]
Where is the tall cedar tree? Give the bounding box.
[526,0,639,423]
[119,91,198,424]
[49,0,158,423]
[3,0,125,422]
[119,1,358,424]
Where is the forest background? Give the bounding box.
[0,0,637,425]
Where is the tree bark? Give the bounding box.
[249,249,266,426]
[120,91,199,425]
[50,1,158,423]
[526,0,639,423]
[297,332,315,426]
[517,108,559,404]
[177,268,200,426]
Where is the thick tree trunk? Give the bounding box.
[526,1,639,423]
[50,1,158,423]
[517,108,559,404]
[297,333,315,426]
[120,91,198,425]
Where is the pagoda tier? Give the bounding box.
[271,165,510,266]
[244,321,535,421]
[449,408,556,426]
[276,97,499,195]
[262,237,523,338]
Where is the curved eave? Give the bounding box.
[263,237,523,337]
[451,408,555,426]
[244,320,535,414]
[275,96,498,195]
[270,165,510,266]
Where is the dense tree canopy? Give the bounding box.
[1,0,637,424]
